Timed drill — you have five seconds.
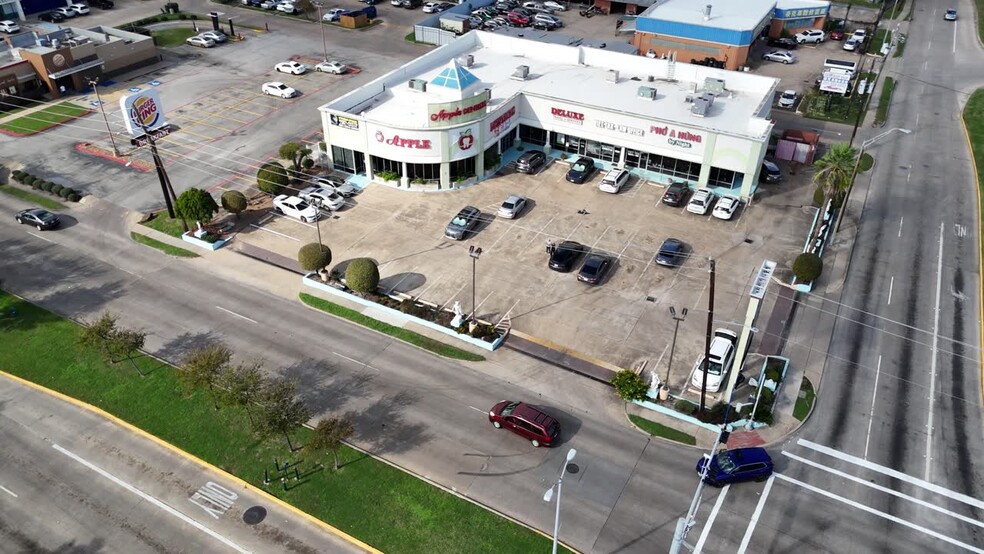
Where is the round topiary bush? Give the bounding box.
[256,162,289,195]
[29,177,41,189]
[220,190,248,217]
[793,252,823,282]
[345,258,380,293]
[50,184,64,196]
[59,187,73,199]
[297,243,332,272]
[68,193,81,202]
[302,158,315,170]
[40,181,53,192]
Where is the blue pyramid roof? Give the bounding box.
[431,59,479,91]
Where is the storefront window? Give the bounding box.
[709,167,743,190]
[331,146,356,173]
[449,156,476,182]
[484,144,501,171]
[519,124,547,146]
[628,150,701,182]
[406,162,441,182]
[499,132,515,153]
[370,155,402,177]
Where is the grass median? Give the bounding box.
[0,290,561,553]
[140,212,188,238]
[130,232,199,257]
[0,102,90,135]
[963,90,984,264]
[628,415,697,445]
[300,292,486,362]
[874,77,896,126]
[793,378,816,421]
[152,27,199,47]
[0,184,67,210]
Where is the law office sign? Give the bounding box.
[120,89,168,137]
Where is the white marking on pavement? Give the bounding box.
[52,444,251,553]
[0,484,17,498]
[898,216,904,237]
[915,112,920,127]
[926,221,944,480]
[467,406,486,414]
[782,452,984,530]
[797,439,984,511]
[694,485,729,553]
[332,352,378,371]
[215,306,257,324]
[247,223,300,241]
[27,231,54,243]
[864,355,882,460]
[524,216,555,249]
[774,473,984,554]
[736,475,774,554]
[887,277,894,306]
[953,25,957,54]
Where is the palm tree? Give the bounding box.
[812,142,858,204]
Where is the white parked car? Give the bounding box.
[687,189,715,215]
[197,30,228,43]
[315,60,348,74]
[322,8,346,21]
[497,194,528,218]
[273,195,322,222]
[762,50,795,64]
[777,89,797,109]
[690,328,738,393]
[70,3,91,15]
[260,0,278,8]
[598,168,630,193]
[712,195,740,220]
[277,2,298,13]
[54,6,77,17]
[261,81,297,98]
[851,29,867,42]
[422,2,441,12]
[275,61,307,74]
[543,1,566,11]
[298,186,345,211]
[794,29,825,44]
[0,20,20,33]
[314,175,358,197]
[186,36,216,48]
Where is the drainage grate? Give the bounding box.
[243,506,267,525]
[743,238,754,244]
[566,463,580,474]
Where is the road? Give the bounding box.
[0,374,371,554]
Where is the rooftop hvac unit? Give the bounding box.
[647,75,655,82]
[703,77,726,95]
[685,94,694,103]
[408,78,427,92]
[462,54,474,68]
[637,86,657,100]
[690,92,714,117]
[607,69,619,83]
[511,65,529,81]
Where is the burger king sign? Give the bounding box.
[120,90,168,137]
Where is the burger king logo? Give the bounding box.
[129,95,161,129]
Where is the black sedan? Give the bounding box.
[655,238,687,268]
[577,254,613,285]
[767,37,798,50]
[565,157,596,184]
[661,182,690,206]
[15,208,60,230]
[39,10,67,22]
[548,241,586,272]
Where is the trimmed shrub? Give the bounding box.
[345,258,380,294]
[302,158,315,170]
[398,298,431,319]
[50,183,64,196]
[793,252,823,282]
[40,181,53,192]
[178,13,188,19]
[220,190,248,217]
[190,14,198,19]
[29,177,42,189]
[297,243,332,272]
[256,162,289,195]
[674,399,697,415]
[68,193,81,202]
[12,170,24,181]
[58,187,72,199]
[610,369,649,402]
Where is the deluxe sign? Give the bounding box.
[120,89,167,137]
[427,90,491,128]
[375,130,432,149]
[551,107,584,125]
[651,125,702,149]
[750,260,777,299]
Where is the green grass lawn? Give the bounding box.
[0,291,563,553]
[300,293,486,362]
[0,102,90,135]
[869,28,889,55]
[875,77,896,126]
[963,89,984,262]
[130,232,199,258]
[883,0,906,19]
[793,378,816,421]
[858,153,874,172]
[628,415,697,445]
[140,212,188,237]
[801,90,866,125]
[0,184,67,210]
[152,27,199,47]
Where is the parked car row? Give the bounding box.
[186,30,229,48]
[468,0,564,31]
[270,175,361,222]
[242,0,302,14]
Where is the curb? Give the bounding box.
[508,329,628,375]
[958,104,984,405]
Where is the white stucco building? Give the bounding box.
[319,30,779,198]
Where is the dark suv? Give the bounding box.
[548,241,586,272]
[488,400,560,447]
[565,156,596,184]
[697,447,773,486]
[661,182,690,206]
[515,150,546,174]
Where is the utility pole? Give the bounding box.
[88,77,120,157]
[468,246,482,325]
[699,258,716,413]
[311,0,329,63]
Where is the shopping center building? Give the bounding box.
[318,30,779,199]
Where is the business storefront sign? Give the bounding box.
[330,114,360,130]
[375,130,433,149]
[651,125,703,149]
[488,105,517,138]
[596,120,644,137]
[120,89,167,137]
[776,6,827,19]
[551,107,584,125]
[427,90,491,128]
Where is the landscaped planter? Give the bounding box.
[793,200,835,292]
[631,398,721,432]
[302,274,505,351]
[732,355,789,428]
[181,232,228,251]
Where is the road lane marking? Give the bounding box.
[898,216,904,237]
[736,475,774,554]
[215,306,257,324]
[52,444,251,554]
[797,439,984,511]
[694,485,729,553]
[887,277,894,306]
[0,484,17,498]
[864,355,882,459]
[26,232,54,243]
[774,473,984,554]
[782,452,984,530]
[467,406,486,414]
[332,352,378,371]
[953,24,957,54]
[926,221,944,480]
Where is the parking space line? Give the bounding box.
[565,220,584,241]
[616,231,637,260]
[630,256,655,291]
[386,266,419,295]
[692,282,708,312]
[414,275,444,301]
[474,290,495,317]
[248,223,300,241]
[485,218,519,253]
[589,226,611,251]
[524,216,555,249]
[440,283,468,311]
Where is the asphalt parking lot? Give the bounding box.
[750,35,869,106]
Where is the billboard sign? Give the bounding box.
[120,89,167,137]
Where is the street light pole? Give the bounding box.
[88,77,120,157]
[663,306,688,397]
[311,0,329,63]
[543,448,577,554]
[837,127,911,232]
[468,246,482,324]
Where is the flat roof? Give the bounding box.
[638,0,776,30]
[327,31,777,141]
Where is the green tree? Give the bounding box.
[257,162,289,195]
[305,417,355,471]
[77,312,147,374]
[221,190,248,219]
[175,188,219,227]
[216,360,266,427]
[345,258,380,293]
[279,142,313,173]
[610,369,650,402]
[255,378,311,451]
[812,142,858,205]
[793,252,823,282]
[180,343,233,408]
[298,243,332,272]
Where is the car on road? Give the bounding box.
[488,400,560,447]
[697,447,773,487]
[548,241,586,272]
[54,6,77,18]
[515,150,546,174]
[314,175,358,197]
[762,50,795,64]
[0,20,21,33]
[322,7,346,20]
[15,208,60,230]
[275,61,307,75]
[273,195,321,222]
[945,8,957,20]
[444,206,481,240]
[842,37,861,52]
[687,189,715,215]
[298,186,345,211]
[655,238,687,268]
[661,182,690,206]
[565,157,596,183]
[186,36,216,48]
[497,194,527,219]
[70,3,90,15]
[766,37,797,49]
[690,328,738,393]
[759,160,782,183]
[598,168,630,193]
[197,30,228,43]
[261,81,297,98]
[39,11,67,22]
[315,60,348,74]
[794,29,824,44]
[712,195,740,220]
[777,89,797,109]
[577,253,613,285]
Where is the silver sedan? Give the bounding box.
[497,194,528,219]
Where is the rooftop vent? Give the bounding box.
[691,92,714,117]
[607,69,619,83]
[703,4,711,20]
[511,65,529,81]
[408,78,427,92]
[637,86,657,100]
[462,54,474,68]
[703,77,726,95]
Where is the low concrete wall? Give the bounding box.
[631,398,721,432]
[181,233,228,251]
[302,275,505,351]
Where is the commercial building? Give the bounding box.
[319,30,778,199]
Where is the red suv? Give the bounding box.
[489,400,560,447]
[507,11,530,26]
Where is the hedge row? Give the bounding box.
[9,170,82,202]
